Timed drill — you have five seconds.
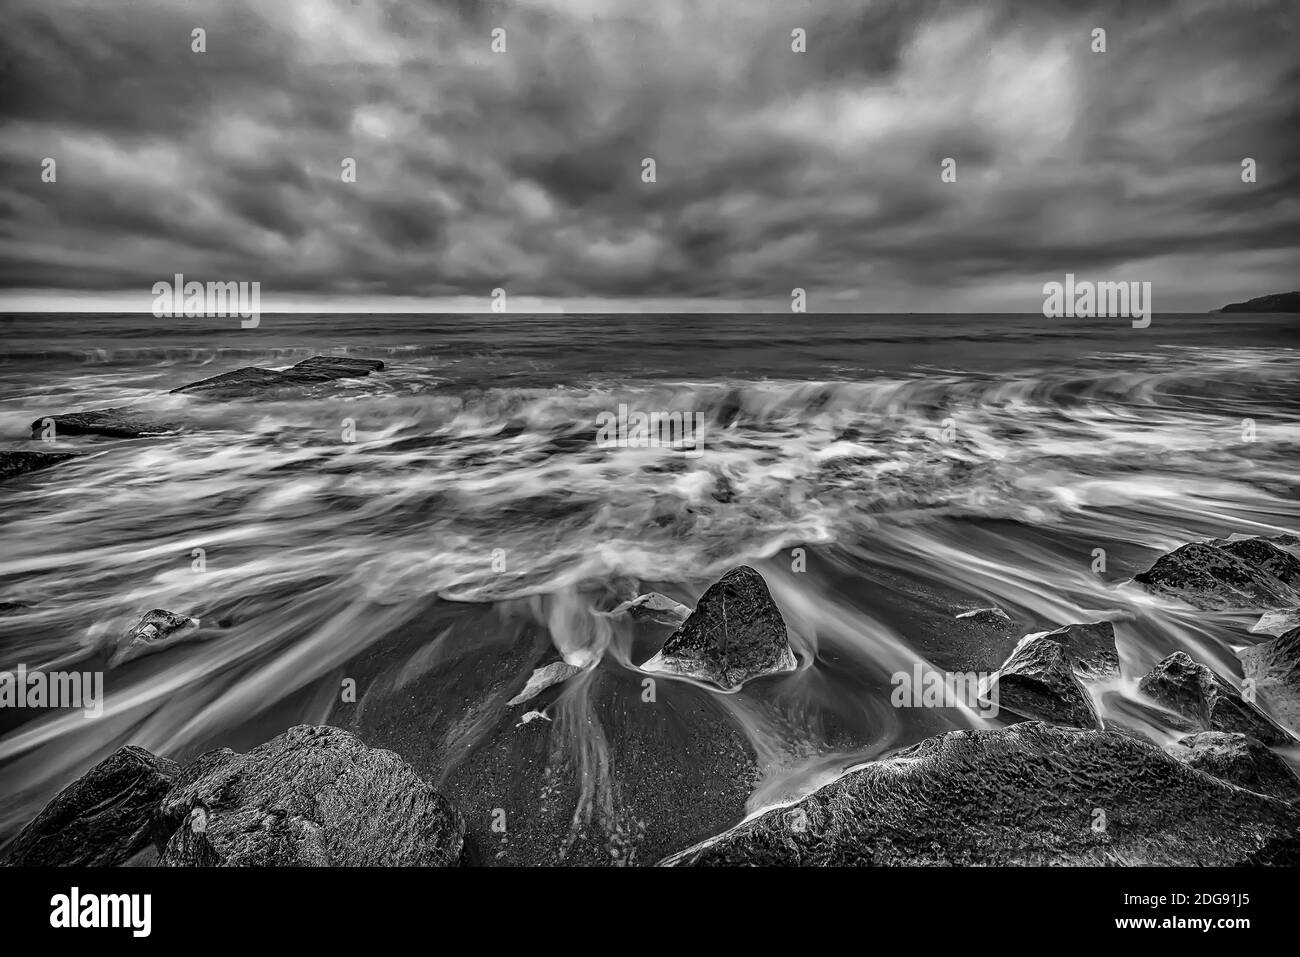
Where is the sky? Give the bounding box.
[0,0,1296,313]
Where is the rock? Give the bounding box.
[983,636,1100,729]
[506,660,586,707]
[1240,626,1300,734]
[1167,732,1300,802]
[172,355,385,399]
[1036,620,1120,677]
[1251,608,1300,637]
[156,725,463,866]
[1137,651,1293,745]
[0,450,76,482]
[28,408,182,440]
[1132,540,1300,610]
[1216,291,1300,313]
[609,592,691,627]
[108,609,202,667]
[954,606,1011,624]
[662,722,1300,866]
[639,565,797,691]
[1,746,180,866]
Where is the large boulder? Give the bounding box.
[1036,621,1120,677]
[983,636,1099,729]
[1133,539,1300,610]
[0,450,76,482]
[639,566,797,691]
[108,609,203,667]
[1137,652,1293,745]
[1166,732,1300,803]
[1,746,180,866]
[172,355,384,399]
[1240,626,1300,734]
[156,725,464,866]
[663,722,1300,866]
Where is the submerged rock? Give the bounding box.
[639,565,796,691]
[983,635,1100,729]
[1133,539,1300,610]
[0,450,76,482]
[1,746,180,866]
[156,725,463,866]
[609,592,691,627]
[28,408,182,440]
[1167,732,1300,803]
[506,660,586,707]
[172,355,385,399]
[1137,652,1293,745]
[108,609,202,667]
[1240,626,1300,735]
[954,606,1011,624]
[663,722,1300,866]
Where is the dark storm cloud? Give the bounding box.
[0,0,1296,309]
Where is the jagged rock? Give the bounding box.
[1167,732,1300,802]
[983,636,1099,729]
[663,722,1300,866]
[28,408,182,440]
[108,609,202,667]
[156,725,463,866]
[172,355,384,399]
[1240,626,1300,734]
[0,450,76,481]
[1,746,180,866]
[1251,608,1300,637]
[1138,651,1292,745]
[639,565,796,691]
[1133,539,1300,610]
[506,660,586,707]
[610,592,691,627]
[1035,621,1120,677]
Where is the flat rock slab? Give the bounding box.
[28,408,183,440]
[610,592,692,627]
[1167,731,1300,803]
[156,725,464,866]
[1138,651,1293,745]
[984,636,1099,729]
[1240,626,1300,735]
[1133,539,1300,610]
[640,565,797,691]
[109,609,203,667]
[663,722,1300,866]
[1,746,180,866]
[172,355,385,399]
[0,450,76,482]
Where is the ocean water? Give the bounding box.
[1,311,1299,842]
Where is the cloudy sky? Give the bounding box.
[0,0,1296,312]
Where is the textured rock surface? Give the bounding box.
[28,408,182,439]
[506,660,586,707]
[109,609,202,667]
[1133,539,1300,610]
[984,636,1100,728]
[611,592,692,627]
[1240,626,1300,734]
[1138,652,1293,745]
[0,450,76,481]
[172,355,384,399]
[1036,621,1120,677]
[640,566,796,690]
[156,725,464,866]
[1167,731,1300,802]
[1,746,180,866]
[1251,608,1300,637]
[663,722,1300,866]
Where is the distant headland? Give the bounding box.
[1214,291,1300,313]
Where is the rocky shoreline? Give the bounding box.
[3,529,1299,867]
